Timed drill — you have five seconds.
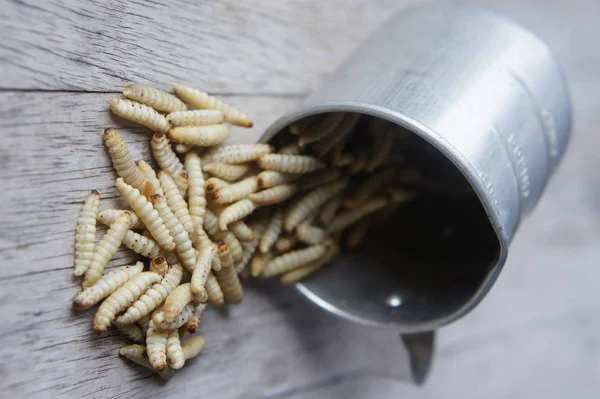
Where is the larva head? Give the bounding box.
[108,97,120,110]
[90,190,100,197]
[210,192,220,201]
[122,84,142,98]
[180,172,188,181]
[216,240,228,253]
[150,256,168,276]
[153,132,165,141]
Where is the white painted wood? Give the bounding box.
[1,0,599,398]
[0,0,408,93]
[0,92,415,398]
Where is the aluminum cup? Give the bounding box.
[260,3,572,333]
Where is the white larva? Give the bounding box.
[116,264,183,325]
[297,112,345,146]
[182,335,207,360]
[257,154,326,174]
[343,168,395,208]
[250,252,271,277]
[123,84,187,113]
[277,143,302,155]
[278,242,339,285]
[168,125,231,147]
[275,235,298,253]
[138,160,164,199]
[151,132,184,181]
[174,171,188,198]
[386,187,416,204]
[313,114,360,157]
[289,115,319,135]
[146,320,169,372]
[329,134,349,164]
[259,206,285,254]
[256,170,300,189]
[262,243,329,278]
[149,255,169,277]
[318,194,343,226]
[158,171,195,236]
[346,217,371,249]
[365,130,395,172]
[223,232,244,263]
[203,210,244,262]
[174,143,192,154]
[211,176,258,204]
[327,197,389,233]
[218,199,257,231]
[73,262,144,310]
[82,212,131,288]
[93,272,162,333]
[202,163,251,182]
[234,215,268,274]
[333,153,354,167]
[103,128,147,191]
[152,303,195,330]
[122,230,161,258]
[115,323,145,343]
[191,244,216,296]
[214,262,243,304]
[167,329,185,369]
[137,314,152,335]
[347,153,368,174]
[174,86,253,127]
[166,109,224,126]
[203,144,273,164]
[119,344,172,379]
[109,98,170,133]
[116,178,175,252]
[278,261,323,284]
[297,168,342,191]
[163,283,204,323]
[296,223,327,245]
[184,151,207,234]
[284,180,348,232]
[206,271,224,307]
[151,194,196,271]
[229,220,255,242]
[247,184,298,206]
[205,177,230,193]
[185,303,207,333]
[216,240,235,269]
[98,209,144,230]
[74,190,100,277]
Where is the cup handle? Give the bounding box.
[401,331,435,385]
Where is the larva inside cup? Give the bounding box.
[260,110,500,331]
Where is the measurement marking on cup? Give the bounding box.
[506,134,531,199]
[541,108,560,157]
[478,172,498,206]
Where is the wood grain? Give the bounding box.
[0,0,409,93]
[0,91,415,398]
[1,0,600,398]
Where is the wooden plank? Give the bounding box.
[0,0,407,93]
[0,92,300,280]
[0,91,416,398]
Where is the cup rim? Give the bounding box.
[260,101,509,331]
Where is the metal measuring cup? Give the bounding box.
[260,3,572,382]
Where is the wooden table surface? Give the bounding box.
[1,1,598,398]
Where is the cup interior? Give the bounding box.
[265,111,501,330]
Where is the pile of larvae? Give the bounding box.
[72,84,415,378]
